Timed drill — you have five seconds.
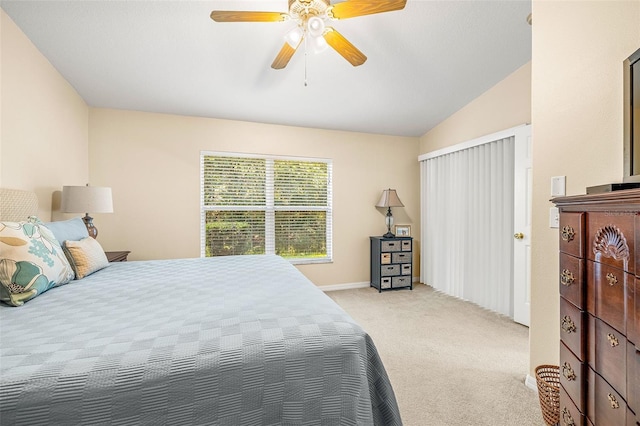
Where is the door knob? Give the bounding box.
[514,232,524,240]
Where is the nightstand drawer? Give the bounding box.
[381,264,400,276]
[105,251,130,262]
[381,240,401,252]
[392,276,411,288]
[380,277,392,290]
[392,252,411,263]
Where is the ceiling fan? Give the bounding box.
[210,0,407,69]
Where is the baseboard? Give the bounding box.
[525,374,538,393]
[321,277,421,292]
[320,282,370,292]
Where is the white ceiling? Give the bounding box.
[1,0,532,137]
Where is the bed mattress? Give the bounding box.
[0,255,401,425]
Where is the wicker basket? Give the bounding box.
[535,364,560,426]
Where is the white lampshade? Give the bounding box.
[61,186,113,214]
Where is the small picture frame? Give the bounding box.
[394,225,411,237]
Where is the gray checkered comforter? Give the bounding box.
[0,255,401,425]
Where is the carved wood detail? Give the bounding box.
[592,225,630,261]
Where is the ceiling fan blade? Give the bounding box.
[329,0,406,19]
[210,11,288,22]
[323,28,367,66]
[271,40,302,69]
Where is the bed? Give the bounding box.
[0,189,402,425]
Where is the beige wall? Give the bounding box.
[419,62,531,153]
[530,0,640,372]
[89,109,420,287]
[0,10,89,219]
[1,8,420,288]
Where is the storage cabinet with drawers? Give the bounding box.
[554,190,640,426]
[370,236,413,292]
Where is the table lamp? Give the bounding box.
[376,188,404,238]
[61,185,113,239]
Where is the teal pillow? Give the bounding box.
[45,217,89,244]
[0,217,74,306]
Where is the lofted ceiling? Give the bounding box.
[1,0,532,137]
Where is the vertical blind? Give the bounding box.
[420,137,515,317]
[200,152,332,263]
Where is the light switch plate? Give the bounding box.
[551,176,566,196]
[549,206,559,228]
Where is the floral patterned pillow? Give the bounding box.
[0,217,74,306]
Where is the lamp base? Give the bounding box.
[82,214,98,239]
[383,232,395,238]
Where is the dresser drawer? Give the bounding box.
[627,343,639,416]
[560,253,585,309]
[381,240,402,252]
[560,212,585,258]
[392,252,411,264]
[592,368,628,426]
[401,240,412,251]
[561,341,586,412]
[626,407,636,426]
[588,261,628,334]
[560,385,585,426]
[392,276,411,288]
[587,212,634,274]
[592,317,627,401]
[561,296,585,360]
[630,277,638,346]
[381,264,400,276]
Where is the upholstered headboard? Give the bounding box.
[0,188,39,221]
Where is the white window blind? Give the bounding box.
[200,152,333,263]
[420,136,515,317]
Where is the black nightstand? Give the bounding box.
[105,251,130,262]
[370,236,412,292]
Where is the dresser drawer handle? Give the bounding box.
[560,269,575,286]
[561,362,576,381]
[606,333,619,347]
[561,226,575,242]
[605,272,618,286]
[607,393,620,409]
[561,407,575,426]
[561,316,576,333]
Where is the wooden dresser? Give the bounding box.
[554,190,639,426]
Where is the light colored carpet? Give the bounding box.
[327,283,547,426]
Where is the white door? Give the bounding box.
[512,125,532,326]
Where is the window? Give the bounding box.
[201,152,332,263]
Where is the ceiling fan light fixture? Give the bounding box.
[307,16,326,38]
[284,26,304,48]
[311,34,329,54]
